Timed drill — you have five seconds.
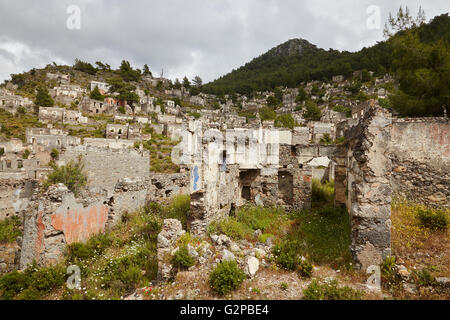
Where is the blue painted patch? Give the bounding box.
[193,166,199,191]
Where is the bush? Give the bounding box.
[319,133,333,144]
[298,259,313,278]
[272,240,300,271]
[22,149,30,159]
[0,216,22,244]
[209,261,246,296]
[259,107,277,121]
[171,246,195,269]
[0,262,66,300]
[416,208,448,231]
[67,233,112,263]
[102,246,155,291]
[414,268,436,287]
[303,101,322,121]
[303,280,363,300]
[50,148,59,160]
[43,158,87,196]
[275,114,296,129]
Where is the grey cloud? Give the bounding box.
[0,0,448,83]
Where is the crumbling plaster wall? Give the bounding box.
[17,172,191,270]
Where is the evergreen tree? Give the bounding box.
[89,86,104,101]
[119,60,141,82]
[174,78,182,89]
[143,64,152,76]
[182,76,191,89]
[386,9,449,116]
[192,76,202,87]
[303,101,322,121]
[35,86,54,107]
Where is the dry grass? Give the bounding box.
[391,198,450,277]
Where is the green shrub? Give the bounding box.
[303,280,363,300]
[0,271,29,300]
[381,256,402,289]
[0,262,65,300]
[275,114,296,129]
[319,133,333,144]
[416,208,448,231]
[22,149,30,159]
[272,240,300,271]
[414,268,436,286]
[15,287,41,300]
[43,158,87,196]
[67,233,112,263]
[280,282,288,291]
[298,260,313,278]
[209,261,246,296]
[0,216,22,244]
[171,246,195,269]
[50,148,59,160]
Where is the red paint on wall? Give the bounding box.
[34,211,45,262]
[51,205,109,244]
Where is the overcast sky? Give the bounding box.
[0,0,448,84]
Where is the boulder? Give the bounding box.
[222,249,236,262]
[246,256,260,277]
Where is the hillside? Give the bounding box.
[202,14,449,96]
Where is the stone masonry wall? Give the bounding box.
[60,145,150,192]
[390,118,450,207]
[346,107,392,270]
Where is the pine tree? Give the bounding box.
[89,86,104,101]
[35,86,54,107]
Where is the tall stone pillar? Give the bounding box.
[346,107,392,270]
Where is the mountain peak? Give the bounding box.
[268,38,318,57]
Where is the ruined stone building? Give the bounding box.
[0,100,448,276]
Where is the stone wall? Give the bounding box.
[18,172,191,269]
[60,145,150,192]
[19,184,108,268]
[0,179,35,220]
[390,118,450,207]
[345,107,392,270]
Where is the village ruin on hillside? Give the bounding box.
[0,63,448,300]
